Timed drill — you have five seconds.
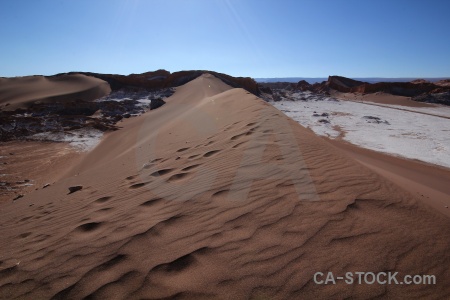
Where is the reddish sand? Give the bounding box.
[0,74,449,299]
[0,74,110,110]
[325,138,450,218]
[0,141,82,203]
[331,90,437,108]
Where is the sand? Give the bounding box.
[0,141,83,203]
[0,74,111,110]
[1,74,449,299]
[325,138,450,218]
[272,93,450,171]
[331,90,436,108]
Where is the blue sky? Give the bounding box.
[1,0,449,78]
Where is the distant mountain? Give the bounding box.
[255,77,450,84]
[258,75,450,105]
[67,69,260,95]
[255,78,327,84]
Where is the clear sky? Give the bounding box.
[1,0,449,78]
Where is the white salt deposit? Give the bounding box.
[270,93,450,168]
[30,129,103,152]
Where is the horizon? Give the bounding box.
[3,69,449,83]
[1,0,450,78]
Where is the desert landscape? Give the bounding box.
[1,1,450,299]
[0,71,450,299]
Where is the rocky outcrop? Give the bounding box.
[68,186,83,194]
[294,80,329,94]
[327,76,450,105]
[258,80,330,102]
[211,72,260,96]
[1,69,260,142]
[0,88,175,142]
[150,98,166,110]
[327,75,450,96]
[359,81,444,96]
[296,80,311,91]
[411,79,429,84]
[413,92,450,105]
[70,70,260,96]
[261,75,450,105]
[0,100,119,142]
[327,76,366,93]
[259,80,329,94]
[310,81,329,94]
[436,79,450,87]
[258,85,273,94]
[67,70,171,91]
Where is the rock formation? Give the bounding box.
[259,75,450,105]
[436,79,450,87]
[150,98,166,110]
[326,76,450,105]
[70,70,260,96]
[0,70,261,142]
[326,76,366,93]
[327,75,450,95]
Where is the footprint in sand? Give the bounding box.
[231,132,247,141]
[176,147,190,153]
[212,189,229,199]
[142,163,155,170]
[139,198,163,207]
[167,173,191,182]
[150,168,174,177]
[129,182,148,189]
[232,141,247,149]
[203,150,220,157]
[151,247,211,273]
[76,222,102,233]
[33,234,50,243]
[94,196,112,204]
[19,216,33,223]
[96,254,127,271]
[0,264,18,277]
[96,207,113,213]
[181,164,200,172]
[18,232,32,239]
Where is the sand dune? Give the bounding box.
[326,139,450,217]
[331,91,436,108]
[0,141,83,202]
[1,74,449,299]
[271,92,450,168]
[0,74,111,110]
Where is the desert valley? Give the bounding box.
[0,70,449,299]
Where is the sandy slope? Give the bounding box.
[0,74,111,110]
[330,91,436,108]
[326,138,450,218]
[0,141,83,203]
[1,74,449,299]
[272,95,450,168]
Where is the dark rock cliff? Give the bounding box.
[67,70,260,96]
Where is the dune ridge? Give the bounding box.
[0,74,449,299]
[0,74,111,110]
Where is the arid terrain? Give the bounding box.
[1,72,449,299]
